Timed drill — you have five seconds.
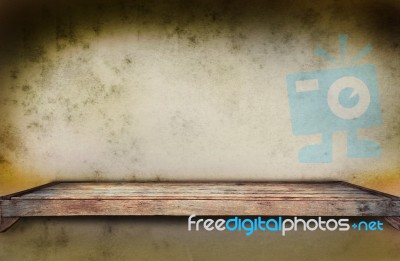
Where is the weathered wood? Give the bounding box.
[0,207,20,232]
[11,182,388,201]
[1,199,395,217]
[0,181,399,232]
[0,217,19,232]
[384,217,400,230]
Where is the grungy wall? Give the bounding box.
[0,1,399,261]
[0,0,399,191]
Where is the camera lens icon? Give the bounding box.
[286,64,382,163]
[327,76,371,120]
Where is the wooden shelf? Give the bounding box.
[1,181,399,232]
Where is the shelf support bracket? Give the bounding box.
[385,217,400,230]
[0,201,20,233]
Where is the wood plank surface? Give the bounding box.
[12,182,386,200]
[1,182,399,218]
[1,199,395,216]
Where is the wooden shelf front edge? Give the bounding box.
[1,181,399,232]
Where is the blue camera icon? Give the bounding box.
[286,64,382,163]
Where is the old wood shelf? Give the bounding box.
[1,181,399,232]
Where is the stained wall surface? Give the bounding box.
[0,0,399,260]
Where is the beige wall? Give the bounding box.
[0,217,399,261]
[0,1,399,260]
[0,0,399,195]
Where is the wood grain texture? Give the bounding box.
[10,182,389,201]
[384,217,400,230]
[1,182,399,219]
[0,206,20,232]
